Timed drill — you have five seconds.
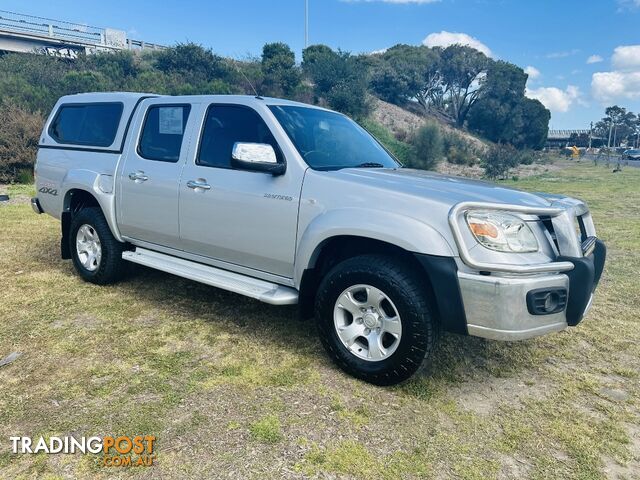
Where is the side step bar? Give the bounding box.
[122,248,298,305]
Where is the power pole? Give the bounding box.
[608,122,613,148]
[304,0,309,49]
[588,121,593,150]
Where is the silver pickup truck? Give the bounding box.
[32,92,606,385]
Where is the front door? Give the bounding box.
[118,100,194,249]
[179,104,300,278]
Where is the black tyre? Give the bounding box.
[69,207,126,285]
[315,254,438,386]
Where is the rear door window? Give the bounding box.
[138,105,191,162]
[49,103,123,147]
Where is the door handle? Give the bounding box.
[128,171,149,182]
[186,180,211,190]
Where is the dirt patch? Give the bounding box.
[371,97,488,151]
[436,160,563,180]
[603,422,640,479]
[497,453,533,480]
[451,374,555,416]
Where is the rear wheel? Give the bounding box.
[69,207,126,285]
[315,254,438,385]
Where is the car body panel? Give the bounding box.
[33,92,606,342]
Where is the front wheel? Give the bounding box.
[69,207,127,285]
[315,254,438,386]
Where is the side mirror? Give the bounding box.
[231,142,286,176]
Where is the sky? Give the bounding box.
[3,0,640,129]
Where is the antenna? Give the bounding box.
[233,60,261,99]
[304,0,309,49]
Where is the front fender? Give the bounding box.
[62,169,122,242]
[294,207,455,285]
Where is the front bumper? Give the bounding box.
[459,239,606,340]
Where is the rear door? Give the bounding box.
[117,99,195,249]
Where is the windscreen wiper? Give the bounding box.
[354,162,385,168]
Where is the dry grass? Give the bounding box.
[0,163,638,479]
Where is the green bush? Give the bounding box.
[407,123,443,170]
[516,149,535,165]
[442,130,477,165]
[481,144,520,180]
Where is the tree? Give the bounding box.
[302,45,370,118]
[439,45,490,126]
[369,45,449,118]
[261,42,300,97]
[467,61,549,149]
[595,106,637,147]
[516,98,550,150]
[370,45,440,108]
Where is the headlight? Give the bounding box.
[465,211,539,253]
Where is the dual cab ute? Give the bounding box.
[32,92,606,385]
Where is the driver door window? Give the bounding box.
[197,105,282,168]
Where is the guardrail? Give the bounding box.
[0,9,165,50]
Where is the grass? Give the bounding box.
[249,415,283,444]
[360,118,416,165]
[0,163,638,479]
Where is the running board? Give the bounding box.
[122,248,298,305]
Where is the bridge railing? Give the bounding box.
[0,10,105,45]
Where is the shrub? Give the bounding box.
[442,130,477,165]
[516,149,535,165]
[407,123,443,170]
[0,102,44,183]
[481,144,520,179]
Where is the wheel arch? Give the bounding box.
[60,179,121,259]
[297,234,464,333]
[60,168,122,243]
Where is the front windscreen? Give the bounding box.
[269,105,400,171]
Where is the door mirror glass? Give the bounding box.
[231,142,285,175]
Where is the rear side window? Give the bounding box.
[49,103,123,147]
[198,105,280,169]
[138,105,191,162]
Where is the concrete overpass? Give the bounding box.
[0,9,165,59]
[546,129,604,149]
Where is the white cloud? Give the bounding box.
[618,0,640,10]
[342,0,440,3]
[524,66,540,80]
[586,54,603,64]
[592,71,640,102]
[612,45,640,71]
[590,44,640,103]
[422,31,492,57]
[545,49,580,59]
[525,85,581,113]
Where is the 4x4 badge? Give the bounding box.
[39,186,58,196]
